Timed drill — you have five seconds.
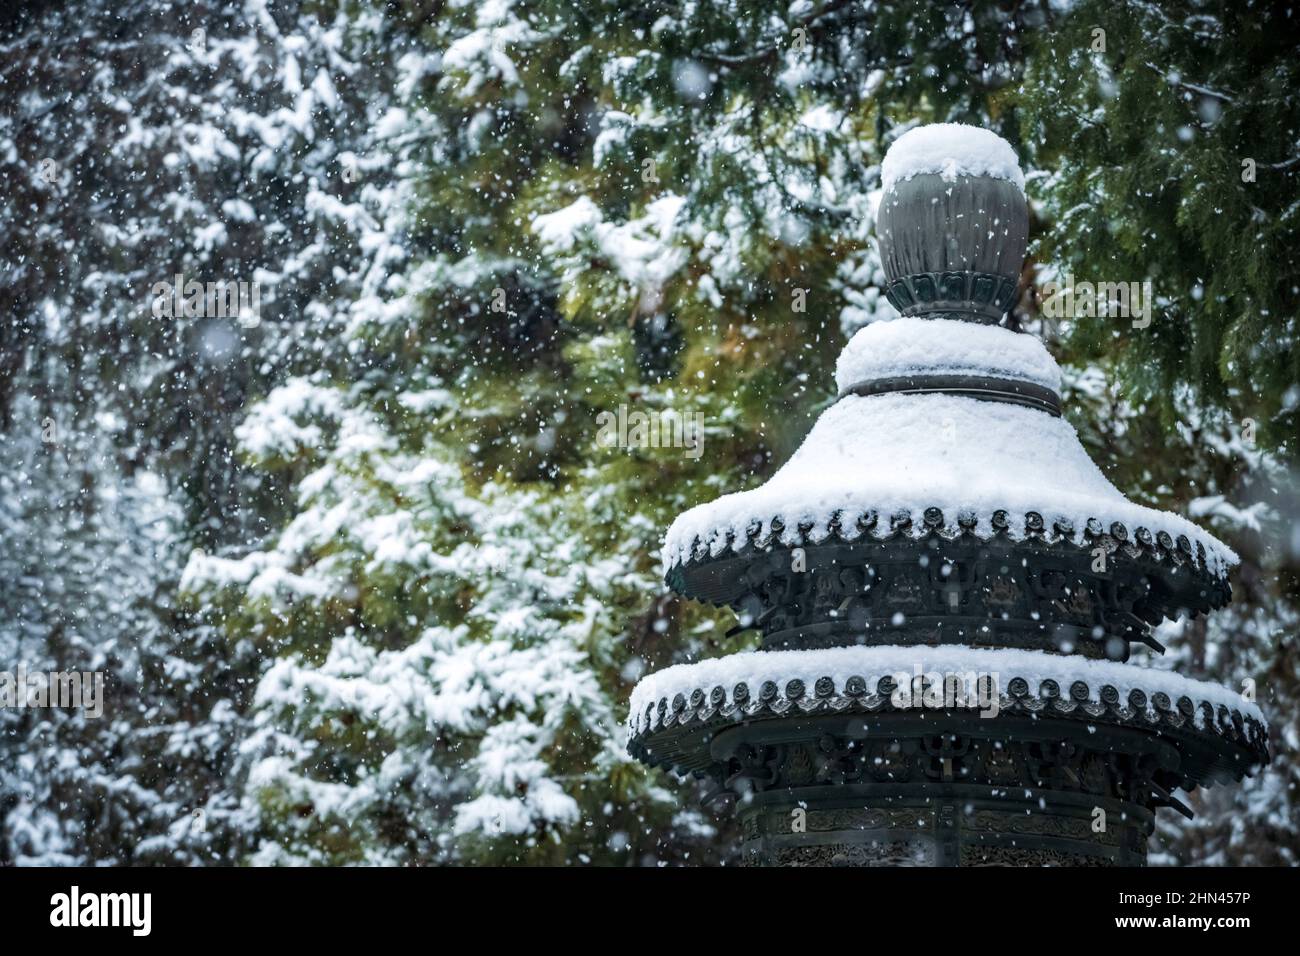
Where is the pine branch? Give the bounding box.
[1144,61,1235,104]
[695,0,864,68]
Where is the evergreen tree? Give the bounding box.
[1,0,431,863]
[1020,0,1300,448]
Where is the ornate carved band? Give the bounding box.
[883,270,1019,323]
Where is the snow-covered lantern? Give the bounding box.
[628,124,1268,866]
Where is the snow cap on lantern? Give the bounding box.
[877,123,1028,324]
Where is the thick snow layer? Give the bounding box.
[628,644,1264,736]
[835,318,1061,394]
[662,392,1236,575]
[881,123,1025,195]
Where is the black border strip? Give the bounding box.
[840,373,1063,416]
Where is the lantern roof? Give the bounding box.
[662,126,1236,605]
[662,378,1236,580]
[627,644,1268,783]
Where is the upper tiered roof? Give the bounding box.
[662,124,1236,605]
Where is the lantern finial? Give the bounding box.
[877,123,1028,324]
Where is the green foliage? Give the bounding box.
[1020,0,1300,450]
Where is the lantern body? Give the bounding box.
[629,125,1267,866]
